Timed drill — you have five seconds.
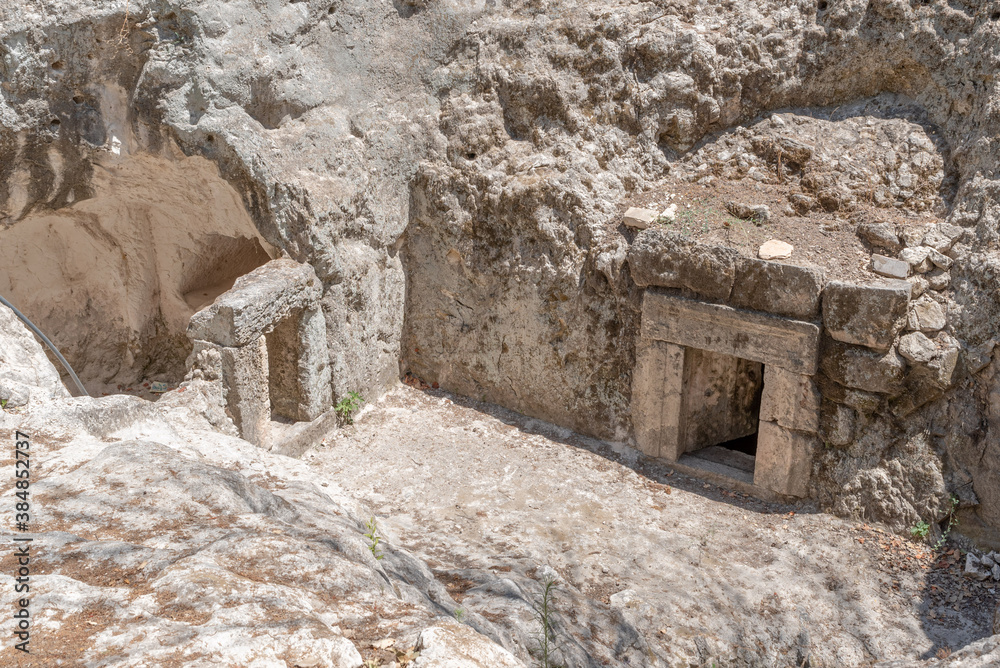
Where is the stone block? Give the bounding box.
[188,259,323,347]
[758,239,793,260]
[623,207,658,230]
[927,269,950,291]
[907,275,929,298]
[628,229,739,301]
[821,280,910,352]
[631,339,685,460]
[760,366,820,433]
[898,332,936,364]
[927,248,953,269]
[266,305,333,422]
[900,247,932,273]
[922,223,963,252]
[871,254,908,279]
[820,401,855,447]
[730,258,825,319]
[856,221,901,252]
[907,296,947,332]
[820,340,906,395]
[754,421,817,497]
[641,292,820,374]
[220,336,272,449]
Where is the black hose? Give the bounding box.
[0,294,89,397]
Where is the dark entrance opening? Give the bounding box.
[681,356,765,480]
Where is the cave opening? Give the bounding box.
[0,152,275,398]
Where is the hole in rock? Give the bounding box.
[0,151,275,397]
[817,0,828,10]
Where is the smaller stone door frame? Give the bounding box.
[632,292,821,497]
[186,259,333,450]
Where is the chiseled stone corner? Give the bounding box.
[821,280,910,352]
[754,421,817,498]
[760,366,820,433]
[220,336,272,450]
[632,338,685,461]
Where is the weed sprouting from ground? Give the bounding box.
[364,516,383,561]
[910,521,930,540]
[532,573,564,668]
[336,390,364,425]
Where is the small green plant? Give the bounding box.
[452,607,465,622]
[364,516,383,561]
[532,574,563,668]
[910,521,930,540]
[335,390,364,425]
[933,495,960,551]
[0,398,7,410]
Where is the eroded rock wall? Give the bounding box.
[4,0,1000,542]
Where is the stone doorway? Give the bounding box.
[677,348,764,479]
[186,259,333,450]
[632,292,821,497]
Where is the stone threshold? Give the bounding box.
[670,453,793,505]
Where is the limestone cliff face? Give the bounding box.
[2,0,1000,542]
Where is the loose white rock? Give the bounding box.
[758,239,793,260]
[623,207,658,230]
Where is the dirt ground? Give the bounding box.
[305,384,996,666]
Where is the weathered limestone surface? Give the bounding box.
[641,293,820,375]
[188,260,323,347]
[822,281,911,352]
[0,303,70,406]
[628,229,739,301]
[730,258,825,319]
[220,336,272,450]
[820,401,856,447]
[820,341,906,395]
[632,338,685,460]
[755,421,817,498]
[908,296,948,332]
[266,305,333,422]
[760,366,820,434]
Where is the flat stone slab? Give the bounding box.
[871,254,908,279]
[641,292,820,375]
[730,258,825,319]
[188,259,323,347]
[822,280,910,352]
[628,229,739,301]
